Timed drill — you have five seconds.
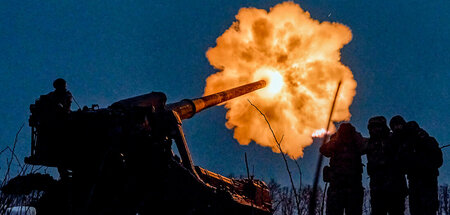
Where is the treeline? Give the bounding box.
[267,179,450,215]
[1,170,449,215]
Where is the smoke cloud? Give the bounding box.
[204,2,356,158]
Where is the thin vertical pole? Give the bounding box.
[308,81,342,215]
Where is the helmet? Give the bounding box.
[337,123,356,140]
[405,121,420,133]
[389,115,406,128]
[338,123,356,134]
[53,78,67,90]
[368,116,390,138]
[368,116,387,129]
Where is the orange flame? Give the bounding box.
[311,128,330,138]
[204,2,356,158]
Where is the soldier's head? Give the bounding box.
[53,78,67,92]
[389,115,406,133]
[405,121,419,132]
[337,123,356,141]
[405,121,430,139]
[405,120,420,135]
[368,116,389,138]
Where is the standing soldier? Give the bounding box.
[41,78,73,179]
[47,78,73,112]
[390,115,409,169]
[404,121,443,215]
[320,123,365,215]
[366,116,407,215]
[389,115,410,189]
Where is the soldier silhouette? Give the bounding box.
[404,121,443,215]
[365,116,407,215]
[47,78,72,112]
[45,78,73,179]
[320,123,365,215]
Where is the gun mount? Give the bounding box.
[20,80,271,215]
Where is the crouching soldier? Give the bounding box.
[320,123,365,215]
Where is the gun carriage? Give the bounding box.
[22,80,271,215]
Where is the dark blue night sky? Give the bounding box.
[1,0,449,186]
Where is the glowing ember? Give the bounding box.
[204,2,356,158]
[311,128,330,138]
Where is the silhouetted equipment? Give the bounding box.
[23,80,271,215]
[110,80,267,120]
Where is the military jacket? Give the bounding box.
[320,132,365,186]
[406,130,443,178]
[365,134,407,193]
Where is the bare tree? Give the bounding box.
[248,99,301,214]
[268,179,329,215]
[0,124,46,215]
[439,184,449,215]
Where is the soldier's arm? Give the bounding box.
[428,137,443,168]
[359,135,369,155]
[319,134,337,157]
[355,132,368,155]
[64,91,73,111]
[416,136,443,170]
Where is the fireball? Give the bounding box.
[204,2,356,158]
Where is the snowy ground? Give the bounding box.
[4,206,36,215]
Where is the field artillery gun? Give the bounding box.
[21,80,272,215]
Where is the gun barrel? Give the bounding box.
[167,80,266,120]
